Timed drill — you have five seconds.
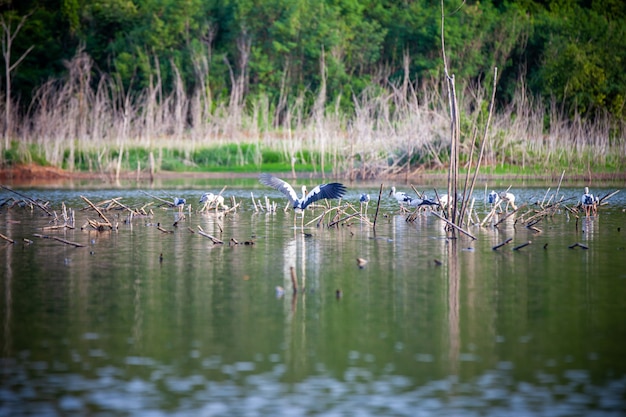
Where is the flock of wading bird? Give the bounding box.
[0,177,621,251]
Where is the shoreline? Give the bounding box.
[1,163,625,187]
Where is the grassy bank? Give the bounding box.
[1,54,624,179]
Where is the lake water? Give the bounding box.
[1,180,625,416]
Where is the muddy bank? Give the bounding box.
[1,163,624,187]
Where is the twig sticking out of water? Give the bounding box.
[568,242,589,250]
[290,266,298,294]
[139,190,175,207]
[1,185,53,215]
[512,241,532,251]
[372,184,384,231]
[431,211,476,240]
[81,196,113,229]
[196,225,224,244]
[492,238,513,251]
[0,232,15,243]
[328,211,361,228]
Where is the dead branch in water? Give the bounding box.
[569,242,589,250]
[431,211,477,240]
[32,233,85,247]
[1,185,53,215]
[0,232,15,243]
[197,225,224,244]
[81,196,113,229]
[372,184,384,231]
[512,241,532,251]
[492,237,512,250]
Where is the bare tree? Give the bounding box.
[1,11,34,148]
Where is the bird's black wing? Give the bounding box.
[259,174,299,206]
[301,182,347,209]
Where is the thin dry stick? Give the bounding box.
[0,232,15,243]
[290,266,298,294]
[80,196,113,228]
[0,185,53,215]
[251,192,258,212]
[139,190,174,206]
[569,242,589,250]
[372,184,384,231]
[32,233,85,247]
[156,225,173,234]
[599,190,620,204]
[110,198,141,215]
[513,241,532,251]
[197,225,224,244]
[431,211,477,240]
[492,237,513,250]
[493,203,526,228]
[328,212,361,228]
[461,66,498,227]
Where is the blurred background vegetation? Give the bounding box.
[1,0,625,176]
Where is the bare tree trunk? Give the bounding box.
[1,12,34,149]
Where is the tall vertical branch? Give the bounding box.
[1,11,34,147]
[441,0,460,234]
[459,67,498,227]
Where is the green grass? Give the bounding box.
[2,141,623,178]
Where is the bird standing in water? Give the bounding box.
[359,193,370,215]
[581,187,597,217]
[259,173,347,228]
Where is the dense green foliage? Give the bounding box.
[2,0,625,121]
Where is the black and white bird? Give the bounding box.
[359,193,370,214]
[389,186,414,208]
[199,192,227,210]
[259,173,347,211]
[173,197,186,213]
[487,190,500,206]
[389,186,438,210]
[581,186,596,217]
[409,195,439,209]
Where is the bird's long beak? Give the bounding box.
[388,190,393,196]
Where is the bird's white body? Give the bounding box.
[499,192,517,211]
[199,192,227,210]
[390,186,438,210]
[389,186,413,207]
[487,190,500,206]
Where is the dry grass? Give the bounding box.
[1,51,624,177]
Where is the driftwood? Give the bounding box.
[197,226,223,244]
[512,241,532,251]
[328,211,361,228]
[290,266,298,294]
[0,232,15,243]
[32,233,85,247]
[493,203,526,228]
[431,211,477,240]
[492,237,513,251]
[81,196,113,229]
[569,242,589,250]
[1,185,53,215]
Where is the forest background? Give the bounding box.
[1,0,625,179]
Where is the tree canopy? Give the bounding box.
[2,0,626,121]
